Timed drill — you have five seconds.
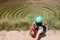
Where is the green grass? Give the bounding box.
[0,5,60,31]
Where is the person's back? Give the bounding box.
[30,16,48,40]
[30,22,46,36]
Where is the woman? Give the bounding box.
[30,16,48,40]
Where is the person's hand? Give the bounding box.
[36,27,43,40]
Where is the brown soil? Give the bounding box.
[0,30,60,40]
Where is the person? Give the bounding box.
[30,16,48,40]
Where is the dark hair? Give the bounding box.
[36,22,42,26]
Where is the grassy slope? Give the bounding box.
[0,5,60,30]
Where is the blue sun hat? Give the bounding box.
[36,16,43,23]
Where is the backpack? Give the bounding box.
[30,27,37,38]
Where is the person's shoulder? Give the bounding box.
[32,21,37,28]
[42,23,44,25]
[42,24,45,27]
[32,21,36,25]
[42,24,46,29]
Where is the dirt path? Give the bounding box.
[0,30,60,40]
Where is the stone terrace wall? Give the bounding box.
[0,0,60,7]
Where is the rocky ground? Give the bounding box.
[0,30,60,40]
